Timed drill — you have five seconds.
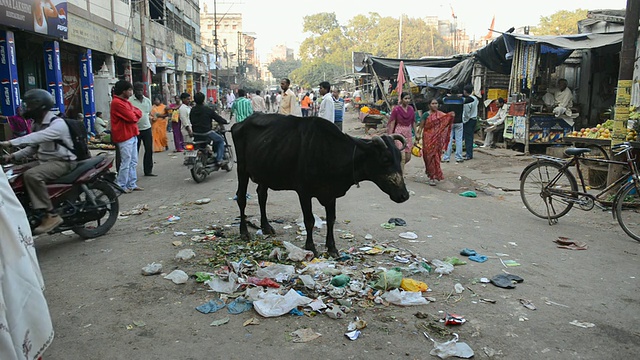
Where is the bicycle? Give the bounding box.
[520,142,640,242]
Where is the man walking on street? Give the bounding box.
[278,79,295,115]
[231,89,254,122]
[462,84,479,160]
[332,89,345,131]
[179,92,193,139]
[318,81,335,123]
[111,80,143,192]
[441,86,473,163]
[130,82,156,176]
[251,90,266,113]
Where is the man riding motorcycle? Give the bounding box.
[0,89,77,234]
[189,92,228,166]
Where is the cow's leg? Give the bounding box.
[321,197,339,258]
[237,172,250,241]
[298,193,317,256]
[257,184,275,235]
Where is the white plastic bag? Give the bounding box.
[426,333,475,359]
[283,241,314,262]
[164,270,189,284]
[175,249,196,260]
[298,274,316,289]
[205,273,239,294]
[382,289,429,306]
[255,264,295,281]
[432,259,454,275]
[253,289,312,317]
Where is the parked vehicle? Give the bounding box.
[3,154,122,238]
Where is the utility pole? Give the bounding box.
[214,0,219,88]
[398,14,403,58]
[140,0,148,95]
[608,0,640,187]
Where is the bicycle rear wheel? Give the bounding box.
[520,161,578,219]
[615,182,640,242]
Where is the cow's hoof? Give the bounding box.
[305,246,319,257]
[262,225,276,235]
[240,232,251,241]
[327,249,340,259]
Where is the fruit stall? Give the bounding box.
[358,105,388,132]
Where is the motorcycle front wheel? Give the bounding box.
[72,181,119,238]
[191,153,208,183]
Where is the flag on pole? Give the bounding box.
[397,60,405,101]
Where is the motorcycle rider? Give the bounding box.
[0,89,77,234]
[189,92,228,166]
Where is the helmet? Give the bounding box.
[22,89,55,118]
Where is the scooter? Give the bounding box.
[183,126,234,183]
[3,154,122,238]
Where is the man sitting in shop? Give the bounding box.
[551,79,573,117]
[480,97,508,148]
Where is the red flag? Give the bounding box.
[397,61,405,101]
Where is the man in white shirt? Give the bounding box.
[179,92,193,140]
[225,91,235,112]
[129,82,156,176]
[318,81,335,123]
[481,97,508,148]
[553,78,573,117]
[462,85,479,159]
[251,90,266,113]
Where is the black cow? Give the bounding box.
[231,114,410,257]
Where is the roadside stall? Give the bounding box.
[499,32,624,154]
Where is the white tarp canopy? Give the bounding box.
[405,66,450,84]
[506,32,623,50]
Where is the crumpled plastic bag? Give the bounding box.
[400,278,429,292]
[382,289,429,306]
[432,259,455,275]
[253,289,313,317]
[175,249,196,260]
[141,262,163,276]
[164,270,189,284]
[372,269,403,290]
[227,297,253,314]
[296,213,325,229]
[283,241,314,262]
[255,264,295,281]
[244,287,279,302]
[426,333,474,359]
[196,298,226,314]
[298,274,316,289]
[205,273,239,294]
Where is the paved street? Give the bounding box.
[37,113,639,359]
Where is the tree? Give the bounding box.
[267,59,302,81]
[534,9,588,35]
[290,59,342,89]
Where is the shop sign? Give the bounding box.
[79,50,96,134]
[186,59,193,72]
[185,42,192,56]
[0,31,20,116]
[43,41,64,113]
[146,48,156,74]
[0,0,68,38]
[186,76,193,96]
[67,13,111,53]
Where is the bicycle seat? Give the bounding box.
[564,148,591,156]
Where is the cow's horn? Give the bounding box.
[372,135,386,148]
[391,134,407,150]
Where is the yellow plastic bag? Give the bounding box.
[400,278,428,292]
[411,143,422,157]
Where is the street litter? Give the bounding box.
[432,259,455,275]
[372,269,403,290]
[459,248,476,256]
[205,273,239,294]
[325,306,346,319]
[519,299,536,310]
[210,317,230,326]
[119,204,149,216]
[253,289,312,317]
[382,289,429,306]
[444,257,466,266]
[347,317,367,331]
[173,231,187,236]
[344,330,361,340]
[380,222,396,230]
[283,241,314,262]
[554,237,588,250]
[500,259,521,267]
[388,217,406,226]
[195,198,211,205]
[291,328,322,343]
[167,215,180,222]
[454,283,464,294]
[196,299,226,314]
[330,274,350,287]
[401,278,428,292]
[172,241,183,246]
[394,255,411,264]
[444,313,466,326]
[468,255,488,263]
[364,234,373,240]
[141,262,163,276]
[243,318,260,326]
[399,231,418,239]
[175,249,196,260]
[570,320,595,328]
[164,270,189,284]
[194,272,213,283]
[459,191,477,198]
[296,214,324,229]
[227,297,253,314]
[340,233,355,239]
[424,332,474,359]
[490,274,524,289]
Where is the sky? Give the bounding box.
[202,0,627,61]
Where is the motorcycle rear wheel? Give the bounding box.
[191,154,208,183]
[72,181,119,238]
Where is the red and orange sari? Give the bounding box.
[422,110,454,181]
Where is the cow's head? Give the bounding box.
[362,134,410,203]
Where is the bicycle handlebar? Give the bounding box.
[612,142,633,156]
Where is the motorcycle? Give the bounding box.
[3,154,122,238]
[183,126,235,183]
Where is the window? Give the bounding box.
[232,25,236,30]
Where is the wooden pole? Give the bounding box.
[369,65,392,111]
[140,0,148,95]
[608,0,640,188]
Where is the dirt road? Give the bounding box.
[38,112,639,359]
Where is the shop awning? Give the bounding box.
[362,54,468,78]
[505,32,623,50]
[427,58,475,90]
[405,66,450,85]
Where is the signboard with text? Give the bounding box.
[43,41,64,113]
[0,31,20,116]
[79,50,96,134]
[0,0,68,38]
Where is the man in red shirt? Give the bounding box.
[110,80,142,193]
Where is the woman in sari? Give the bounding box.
[387,92,415,175]
[150,96,168,152]
[416,98,454,186]
[0,107,32,138]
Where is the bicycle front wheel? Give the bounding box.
[520,161,578,219]
[615,182,640,242]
